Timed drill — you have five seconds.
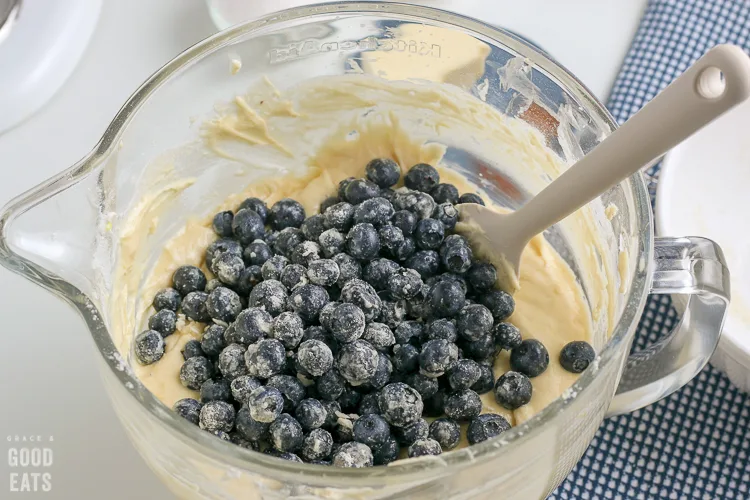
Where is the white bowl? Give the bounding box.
[656,100,750,391]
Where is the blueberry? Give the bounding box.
[391,344,419,374]
[230,433,261,450]
[494,371,533,409]
[380,187,397,202]
[316,370,345,401]
[559,341,596,373]
[439,241,473,274]
[378,382,423,427]
[212,211,234,237]
[234,406,270,442]
[134,330,165,365]
[465,262,497,293]
[298,340,335,379]
[467,414,510,445]
[372,436,400,465]
[405,163,439,192]
[344,179,380,205]
[326,303,364,343]
[510,339,549,377]
[429,418,460,450]
[318,229,345,258]
[208,429,232,441]
[393,418,429,446]
[396,191,437,220]
[332,441,373,468]
[427,273,468,296]
[353,198,395,228]
[351,414,389,448]
[218,343,248,380]
[339,279,382,321]
[430,183,459,204]
[456,304,494,341]
[173,266,207,295]
[244,338,286,378]
[268,199,306,230]
[320,196,339,214]
[391,210,417,235]
[444,389,482,422]
[148,309,177,337]
[301,428,334,461]
[378,300,405,330]
[358,393,381,416]
[204,279,222,294]
[346,223,380,261]
[337,177,356,199]
[404,372,439,400]
[236,265,263,296]
[273,228,305,258]
[425,318,457,342]
[199,400,235,432]
[205,239,243,271]
[362,323,395,351]
[422,390,447,418]
[408,438,442,457]
[290,241,323,267]
[363,258,400,291]
[382,268,421,301]
[182,340,205,360]
[406,284,431,319]
[337,340,379,385]
[269,413,304,452]
[201,324,226,358]
[472,363,495,394]
[377,225,403,256]
[247,386,285,423]
[230,375,262,404]
[238,197,269,222]
[212,253,244,287]
[288,284,329,322]
[271,311,304,349]
[458,193,485,205]
[320,400,342,428]
[418,339,459,378]
[180,356,214,390]
[366,158,401,188]
[493,322,522,351]
[427,280,465,318]
[242,240,271,267]
[394,321,423,345]
[300,215,326,242]
[336,385,362,413]
[367,351,393,390]
[404,249,440,279]
[169,397,203,430]
[231,308,273,345]
[307,259,340,287]
[448,359,482,391]
[295,398,327,431]
[200,378,232,403]
[233,208,266,244]
[323,202,355,232]
[432,203,458,230]
[205,287,242,323]
[459,333,496,362]
[332,253,362,287]
[153,287,181,312]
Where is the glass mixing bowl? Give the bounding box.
[0,3,729,499]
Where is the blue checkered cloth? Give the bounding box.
[550,1,750,498]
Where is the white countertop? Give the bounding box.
[0,1,646,497]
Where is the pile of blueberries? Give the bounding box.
[134,159,596,467]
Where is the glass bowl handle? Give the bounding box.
[606,236,730,416]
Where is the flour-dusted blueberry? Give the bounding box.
[444,389,482,422]
[404,372,439,400]
[295,398,327,431]
[457,304,494,341]
[244,338,286,378]
[458,193,485,205]
[211,252,244,287]
[559,340,596,373]
[466,262,497,293]
[405,163,439,192]
[378,382,423,427]
[510,339,549,377]
[317,370,346,402]
[440,244,473,275]
[422,390,447,418]
[182,340,205,360]
[378,225,404,257]
[212,210,234,237]
[371,436,399,465]
[271,311,304,349]
[236,265,263,296]
[173,398,202,425]
[394,321,423,345]
[391,210,417,235]
[317,300,338,330]
[290,241,322,267]
[384,268,422,301]
[344,179,380,205]
[307,259,340,287]
[247,386,285,423]
[134,330,165,365]
[148,309,177,337]
[494,371,532,410]
[413,218,445,251]
[218,343,248,380]
[419,339,459,378]
[205,279,222,294]
[301,428,334,461]
[323,202,355,232]
[427,273,468,296]
[430,183,459,205]
[493,322,522,351]
[362,323,395,351]
[424,318,457,343]
[337,385,362,413]
[367,352,393,390]
[406,284,431,319]
[472,363,495,394]
[339,278,382,321]
[233,208,266,244]
[429,418,460,450]
[273,228,304,258]
[328,303,365,343]
[467,414,511,445]
[392,344,420,373]
[380,187,397,202]
[201,324,226,358]
[353,414,391,448]
[235,406,270,442]
[448,359,482,391]
[230,433,260,450]
[180,356,214,390]
[173,265,207,295]
[482,291,515,322]
[358,393,381,416]
[363,258,400,291]
[288,284,329,323]
[432,203,458,230]
[153,287,181,312]
[262,256,290,283]
[405,250,440,280]
[346,223,380,261]
[366,158,401,188]
[333,441,373,468]
[268,199,305,231]
[242,240,271,267]
[267,375,306,412]
[337,340,379,385]
[200,378,232,403]
[300,214,325,242]
[442,233,469,248]
[318,228,345,258]
[332,253,362,288]
[269,413,304,452]
[238,197,268,222]
[399,191,437,220]
[336,177,355,199]
[231,308,273,344]
[427,280,465,318]
[378,300,405,330]
[205,238,243,271]
[199,400,235,432]
[353,197,395,228]
[320,196,339,214]
[230,375,263,404]
[393,418,428,446]
[206,287,242,323]
[408,438,442,457]
[459,333,496,362]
